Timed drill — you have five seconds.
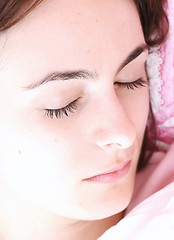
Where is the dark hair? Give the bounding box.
[0,0,169,170]
[0,0,44,31]
[134,0,169,46]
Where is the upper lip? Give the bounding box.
[84,160,131,180]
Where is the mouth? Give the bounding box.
[82,160,131,184]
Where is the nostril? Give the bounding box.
[91,108,136,150]
[96,131,136,150]
[102,142,126,150]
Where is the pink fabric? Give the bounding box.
[147,0,174,149]
[126,142,174,213]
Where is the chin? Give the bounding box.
[78,181,135,221]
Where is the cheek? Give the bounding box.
[121,87,149,137]
[0,119,83,215]
[138,87,149,129]
[0,119,74,175]
[0,109,78,192]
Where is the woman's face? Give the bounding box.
[0,0,149,220]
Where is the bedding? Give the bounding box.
[147,0,174,150]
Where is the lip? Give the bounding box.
[83,160,131,184]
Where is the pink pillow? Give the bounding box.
[147,0,174,150]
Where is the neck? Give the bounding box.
[0,182,123,240]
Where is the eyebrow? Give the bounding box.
[117,44,149,72]
[25,44,148,90]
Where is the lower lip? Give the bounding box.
[83,161,131,184]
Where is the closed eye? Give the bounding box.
[115,78,147,90]
[44,78,147,119]
[44,98,80,119]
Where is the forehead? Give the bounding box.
[1,0,144,77]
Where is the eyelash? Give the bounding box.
[115,78,147,90]
[45,99,79,119]
[45,78,147,119]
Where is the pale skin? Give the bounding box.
[0,0,149,239]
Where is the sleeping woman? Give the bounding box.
[0,0,171,240]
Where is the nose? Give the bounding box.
[90,93,136,150]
